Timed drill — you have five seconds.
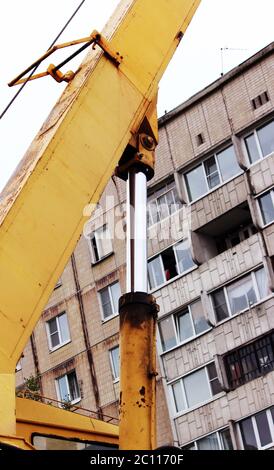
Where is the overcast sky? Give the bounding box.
[1,0,274,191]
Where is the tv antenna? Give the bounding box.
[220,47,248,76]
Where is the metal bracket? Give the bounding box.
[8,30,123,86]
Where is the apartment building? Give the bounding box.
[16,42,274,450]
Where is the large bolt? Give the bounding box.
[140,134,155,151]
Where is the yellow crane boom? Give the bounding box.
[0,0,200,446]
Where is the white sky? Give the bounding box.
[0,0,274,191]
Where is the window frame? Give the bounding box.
[88,224,113,264]
[158,300,211,353]
[46,312,71,352]
[148,239,196,292]
[243,119,274,166]
[257,187,274,227]
[182,427,232,451]
[210,267,269,323]
[99,281,121,321]
[109,346,120,382]
[55,370,81,406]
[224,331,274,389]
[147,182,181,228]
[169,362,223,416]
[238,407,274,450]
[183,144,242,204]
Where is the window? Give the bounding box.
[211,268,269,322]
[148,240,195,289]
[33,434,117,450]
[46,312,70,350]
[251,91,269,110]
[158,299,209,352]
[147,181,181,226]
[258,189,274,226]
[182,428,233,450]
[239,407,274,450]
[245,120,274,164]
[89,225,112,263]
[196,133,204,146]
[184,145,241,202]
[171,363,222,413]
[224,332,274,389]
[216,223,257,253]
[109,346,120,381]
[56,370,80,404]
[99,282,121,320]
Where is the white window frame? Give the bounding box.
[109,346,120,382]
[158,300,211,353]
[238,408,274,450]
[99,281,121,321]
[210,267,268,323]
[183,144,242,204]
[243,120,274,166]
[89,224,113,264]
[183,427,231,450]
[147,185,179,227]
[55,371,81,406]
[148,239,196,292]
[257,188,274,228]
[46,312,71,352]
[169,362,222,416]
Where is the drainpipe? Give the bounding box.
[71,253,103,419]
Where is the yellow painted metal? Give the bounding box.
[0,0,200,440]
[8,31,123,86]
[15,398,118,449]
[119,296,158,450]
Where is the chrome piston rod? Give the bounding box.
[126,169,148,292]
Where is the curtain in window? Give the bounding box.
[227,275,256,314]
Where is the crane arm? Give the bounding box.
[0,0,200,435]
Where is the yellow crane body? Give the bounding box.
[0,0,200,448]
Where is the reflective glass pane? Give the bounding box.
[255,268,268,299]
[172,381,186,412]
[197,433,219,450]
[57,376,69,402]
[158,194,169,220]
[259,192,274,225]
[240,418,257,450]
[190,299,209,335]
[204,156,220,189]
[148,199,160,225]
[220,429,233,450]
[217,145,241,181]
[257,121,274,157]
[100,288,112,318]
[67,371,80,401]
[177,310,194,342]
[96,226,112,259]
[184,368,211,408]
[175,240,195,273]
[48,317,57,335]
[158,317,177,351]
[255,411,272,447]
[245,134,261,163]
[185,165,208,202]
[227,275,257,315]
[110,282,121,314]
[50,332,60,348]
[148,257,165,289]
[110,346,120,379]
[212,289,229,321]
[58,313,70,343]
